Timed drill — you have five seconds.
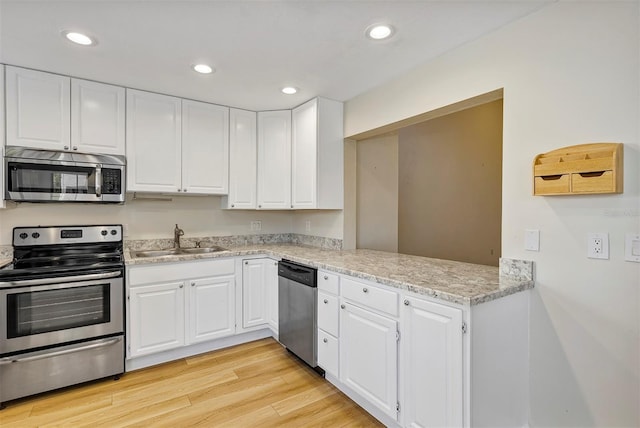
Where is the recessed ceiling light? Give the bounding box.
[192,64,214,74]
[281,86,298,95]
[62,31,96,46]
[366,23,395,40]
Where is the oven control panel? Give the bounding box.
[13,225,123,246]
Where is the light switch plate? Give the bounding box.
[625,233,640,262]
[587,232,609,260]
[525,229,540,251]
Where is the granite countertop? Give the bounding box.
[124,243,534,306]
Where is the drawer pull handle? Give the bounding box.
[324,275,329,280]
[363,288,368,293]
[404,299,410,306]
[324,299,328,304]
[323,338,328,343]
[340,304,345,309]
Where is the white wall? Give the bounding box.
[0,195,294,244]
[344,2,640,427]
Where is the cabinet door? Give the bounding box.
[188,275,235,343]
[126,89,182,192]
[71,79,125,155]
[225,108,257,209]
[181,100,229,194]
[128,281,185,357]
[340,302,398,420]
[265,259,279,333]
[242,259,268,328]
[402,297,463,428]
[5,66,70,151]
[291,98,317,208]
[257,110,291,209]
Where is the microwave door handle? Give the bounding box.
[95,164,102,197]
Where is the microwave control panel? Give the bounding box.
[102,169,122,194]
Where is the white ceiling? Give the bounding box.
[0,0,551,111]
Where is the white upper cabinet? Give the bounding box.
[291,97,343,209]
[257,110,291,209]
[5,66,125,155]
[222,108,257,209]
[71,79,125,155]
[126,89,182,193]
[6,66,71,151]
[181,100,229,194]
[126,89,230,194]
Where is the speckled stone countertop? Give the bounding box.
[125,243,534,306]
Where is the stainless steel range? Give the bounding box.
[0,225,125,406]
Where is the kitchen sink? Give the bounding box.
[132,246,227,258]
[179,246,227,254]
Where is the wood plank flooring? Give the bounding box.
[0,338,383,427]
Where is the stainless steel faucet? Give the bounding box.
[174,224,184,248]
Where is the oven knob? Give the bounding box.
[19,232,28,239]
[31,232,40,239]
[101,230,108,236]
[110,230,118,236]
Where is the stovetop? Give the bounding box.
[0,225,125,282]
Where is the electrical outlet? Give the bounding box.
[305,220,311,233]
[250,221,261,231]
[587,232,609,260]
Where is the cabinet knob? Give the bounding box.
[72,146,78,151]
[362,288,368,293]
[323,299,328,304]
[191,282,195,287]
[274,262,278,266]
[258,205,262,208]
[63,145,69,150]
[323,338,328,343]
[244,261,248,265]
[183,189,187,192]
[177,188,182,192]
[340,304,345,309]
[404,299,410,306]
[291,205,293,208]
[323,275,329,280]
[231,204,235,208]
[179,284,184,288]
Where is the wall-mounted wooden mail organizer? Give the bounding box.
[533,143,623,195]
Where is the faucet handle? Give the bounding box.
[195,241,201,248]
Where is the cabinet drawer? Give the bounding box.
[318,291,339,337]
[571,170,614,193]
[317,329,339,378]
[341,277,398,317]
[534,174,570,195]
[318,270,340,294]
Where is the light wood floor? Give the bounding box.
[0,338,382,427]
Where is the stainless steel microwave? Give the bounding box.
[4,146,125,203]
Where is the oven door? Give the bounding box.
[0,271,124,355]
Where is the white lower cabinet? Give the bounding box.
[401,296,463,428]
[242,258,279,332]
[127,259,236,359]
[129,281,186,357]
[188,275,236,344]
[317,329,339,377]
[340,301,399,420]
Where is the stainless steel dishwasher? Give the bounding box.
[278,259,320,370]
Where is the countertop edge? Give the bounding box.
[124,246,534,306]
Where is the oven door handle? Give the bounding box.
[0,337,123,365]
[0,270,122,288]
